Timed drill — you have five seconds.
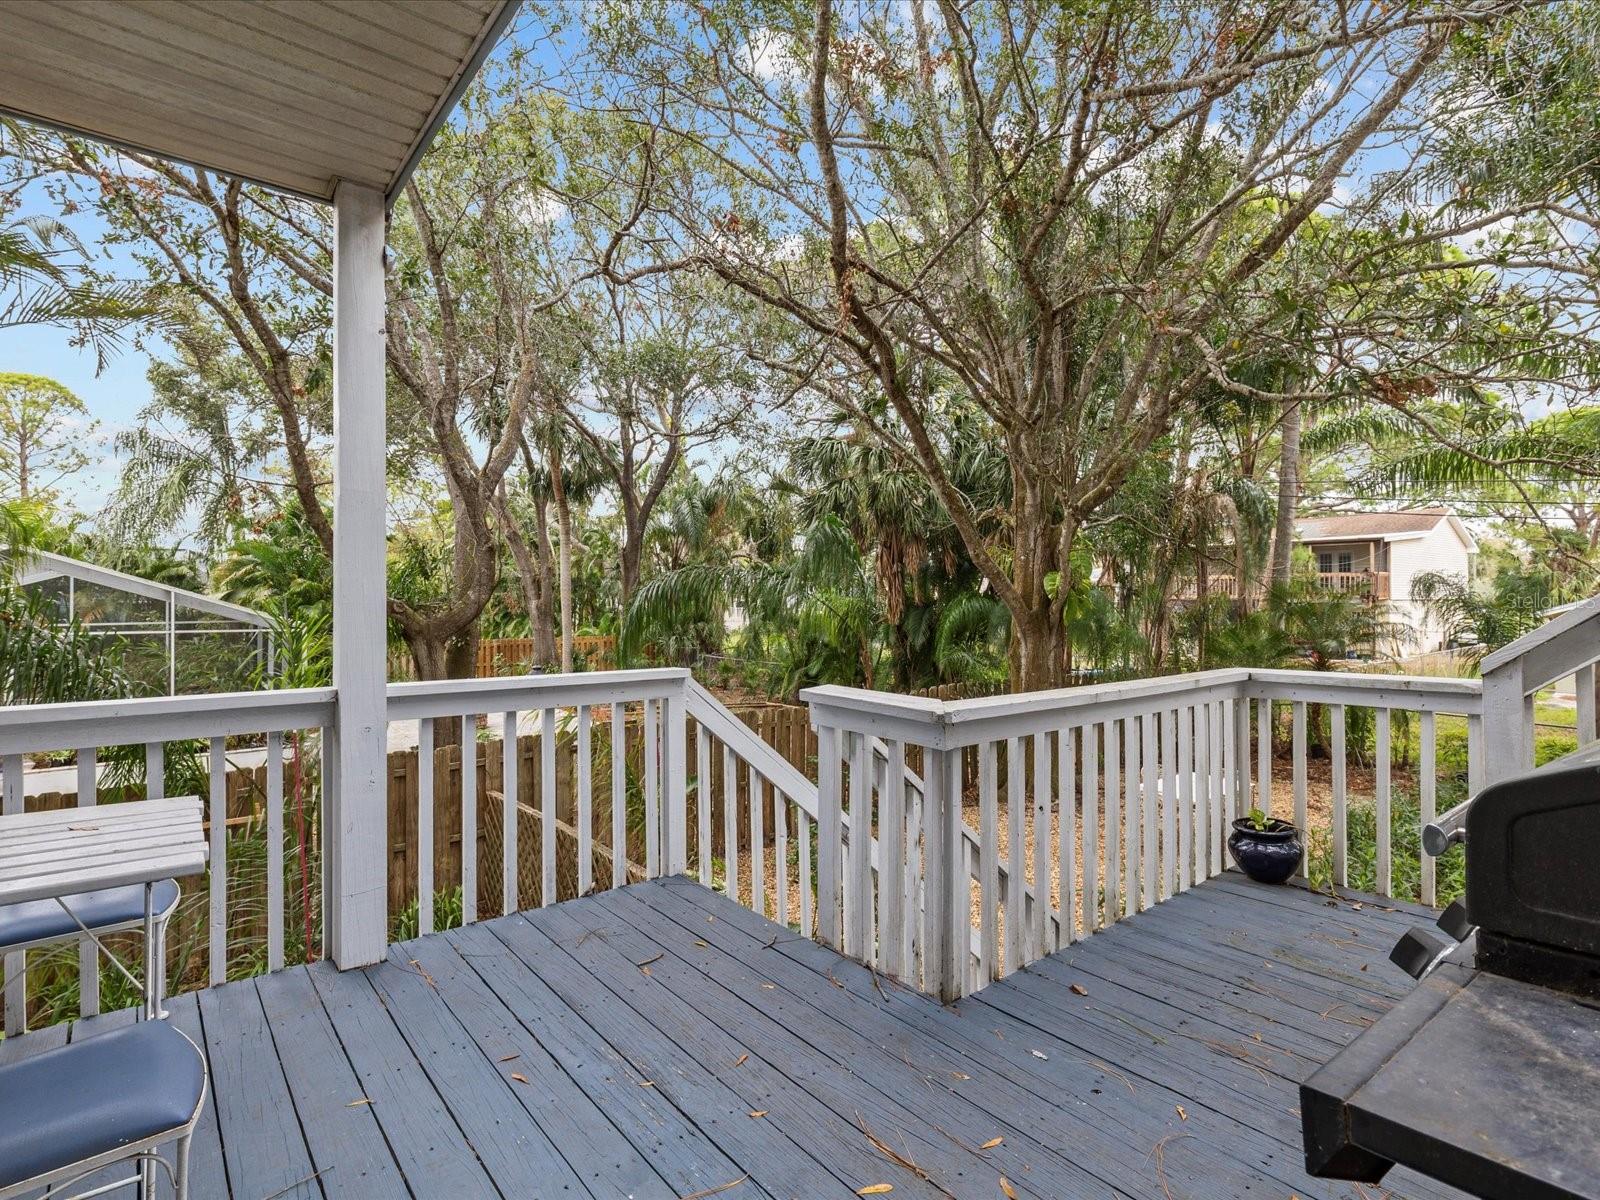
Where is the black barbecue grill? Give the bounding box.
[1301,761,1600,1200]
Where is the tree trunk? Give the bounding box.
[1013,610,1065,693]
[619,516,644,620]
[547,437,575,673]
[1270,396,1302,590]
[495,487,556,669]
[530,501,559,667]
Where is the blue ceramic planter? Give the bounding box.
[1227,817,1303,884]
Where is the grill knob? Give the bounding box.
[1436,899,1474,943]
[1390,929,1453,980]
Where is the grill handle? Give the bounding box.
[1422,798,1471,857]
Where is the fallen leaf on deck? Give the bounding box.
[345,1098,372,1108]
[999,1177,1019,1198]
[1069,983,1088,996]
[694,940,709,948]
[856,1186,893,1195]
[733,1053,749,1067]
[498,1054,520,1063]
[1030,1049,1049,1060]
[980,1137,1003,1150]
[639,1079,655,1087]
[509,1073,528,1084]
[748,1110,768,1118]
[950,1072,971,1081]
[761,983,776,989]
[1175,1105,1187,1121]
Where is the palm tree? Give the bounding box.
[1411,569,1548,657]
[1,118,149,366]
[623,515,885,695]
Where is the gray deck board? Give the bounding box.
[9,872,1468,1200]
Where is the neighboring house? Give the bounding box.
[1296,507,1478,654]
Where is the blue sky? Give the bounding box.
[0,173,161,516]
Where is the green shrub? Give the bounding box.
[1306,790,1465,907]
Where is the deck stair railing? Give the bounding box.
[1425,596,1600,853]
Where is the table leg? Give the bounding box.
[143,882,154,1022]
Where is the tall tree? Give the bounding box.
[594,0,1530,688]
[0,373,95,503]
[19,52,670,679]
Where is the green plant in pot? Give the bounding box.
[1227,807,1303,884]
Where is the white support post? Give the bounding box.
[328,181,389,969]
[921,747,963,1004]
[1577,664,1597,747]
[1480,657,1529,790]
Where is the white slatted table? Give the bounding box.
[0,797,207,1020]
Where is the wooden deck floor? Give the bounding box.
[4,873,1469,1200]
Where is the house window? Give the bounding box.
[1338,552,1352,574]
[1318,552,1333,574]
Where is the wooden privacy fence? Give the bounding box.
[477,635,617,676]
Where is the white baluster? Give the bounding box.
[1420,711,1437,907]
[1101,723,1120,930]
[1005,735,1025,967]
[749,763,765,917]
[775,791,790,930]
[77,746,98,1016]
[1032,732,1052,956]
[978,739,998,979]
[577,705,593,897]
[1058,727,1076,946]
[502,711,518,915]
[267,730,285,969]
[1177,706,1194,892]
[697,722,712,886]
[1161,707,1177,899]
[612,702,627,888]
[723,743,739,903]
[1081,725,1098,934]
[1331,705,1348,887]
[540,706,557,906]
[208,737,227,986]
[644,699,660,877]
[418,718,435,936]
[881,741,906,977]
[1376,708,1392,897]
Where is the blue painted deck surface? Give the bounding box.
[1,872,1466,1199]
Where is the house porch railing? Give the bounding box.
[1172,570,1391,601]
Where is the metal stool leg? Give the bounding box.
[175,1133,192,1200]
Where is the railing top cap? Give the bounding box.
[803,666,1482,734]
[802,669,1252,727]
[387,666,690,697]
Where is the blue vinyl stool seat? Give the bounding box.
[0,879,181,953]
[0,1020,206,1198]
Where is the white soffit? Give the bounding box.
[0,0,518,204]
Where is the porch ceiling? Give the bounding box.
[0,0,518,203]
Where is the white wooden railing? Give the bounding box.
[0,651,1562,1029]
[0,688,336,1036]
[804,668,1483,1000]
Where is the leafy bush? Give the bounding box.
[1306,790,1465,907]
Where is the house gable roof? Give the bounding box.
[1296,507,1478,553]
